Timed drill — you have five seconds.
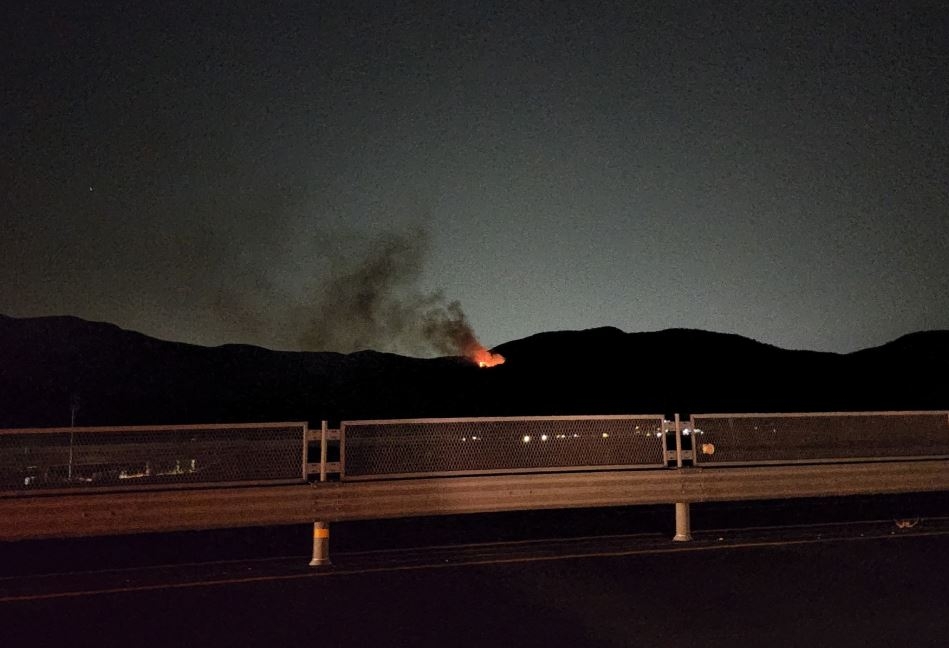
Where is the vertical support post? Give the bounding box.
[673,413,692,541]
[674,413,683,468]
[673,502,692,542]
[320,420,328,483]
[301,422,309,482]
[309,521,331,567]
[339,423,346,480]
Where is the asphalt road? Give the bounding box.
[3,500,949,648]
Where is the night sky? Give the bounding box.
[3,1,947,355]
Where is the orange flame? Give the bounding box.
[470,346,505,368]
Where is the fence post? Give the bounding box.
[672,414,692,541]
[673,502,692,542]
[674,413,683,468]
[309,521,331,567]
[320,420,329,483]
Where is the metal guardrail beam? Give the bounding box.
[3,459,949,541]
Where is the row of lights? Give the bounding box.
[458,430,703,443]
[459,433,616,443]
[520,432,613,443]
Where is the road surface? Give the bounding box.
[3,504,949,647]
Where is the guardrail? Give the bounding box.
[3,411,949,566]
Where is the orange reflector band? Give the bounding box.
[314,527,330,539]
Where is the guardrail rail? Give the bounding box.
[4,411,949,560]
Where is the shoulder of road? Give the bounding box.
[3,516,947,603]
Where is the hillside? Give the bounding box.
[1,315,946,427]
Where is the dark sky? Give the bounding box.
[3,1,947,354]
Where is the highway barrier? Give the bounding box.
[2,411,948,564]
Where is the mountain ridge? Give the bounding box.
[1,314,946,427]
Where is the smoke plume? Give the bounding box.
[299,227,485,357]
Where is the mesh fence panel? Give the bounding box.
[0,423,306,493]
[690,412,949,465]
[341,415,666,480]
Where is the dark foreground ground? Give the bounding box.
[3,493,949,647]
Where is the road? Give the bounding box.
[2,501,949,647]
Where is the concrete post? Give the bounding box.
[673,502,692,542]
[309,521,331,567]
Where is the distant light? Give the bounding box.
[572,433,579,438]
[522,435,531,443]
[683,429,691,436]
[541,434,548,441]
[601,433,609,438]
[461,437,467,442]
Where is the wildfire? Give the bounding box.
[470,345,505,368]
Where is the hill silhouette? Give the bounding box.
[1,314,946,428]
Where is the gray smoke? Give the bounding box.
[299,227,483,357]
